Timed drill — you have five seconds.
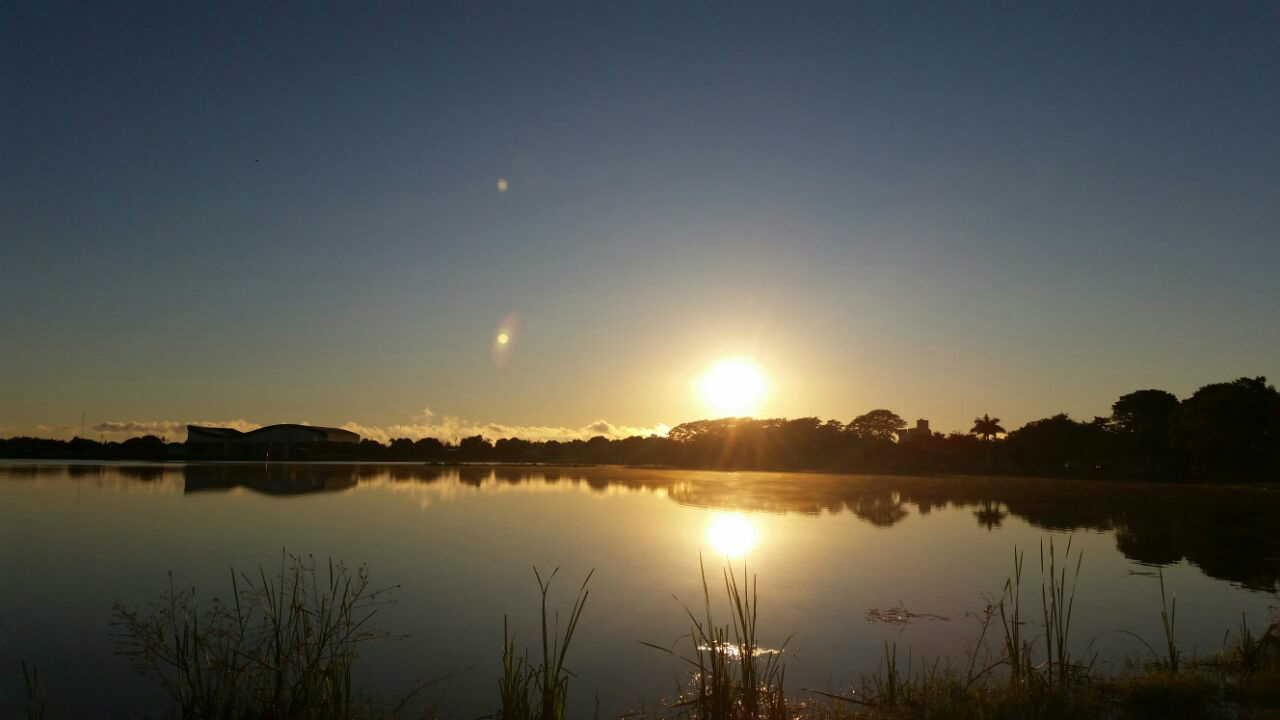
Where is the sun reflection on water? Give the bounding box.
[706,512,759,558]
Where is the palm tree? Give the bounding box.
[970,414,1006,441]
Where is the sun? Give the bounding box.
[698,358,767,417]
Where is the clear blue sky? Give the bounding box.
[2,2,1277,441]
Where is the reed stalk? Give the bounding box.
[642,555,788,719]
[22,661,44,720]
[1157,568,1180,673]
[998,547,1034,686]
[112,552,394,719]
[496,567,592,720]
[1040,536,1083,688]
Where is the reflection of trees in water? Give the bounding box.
[849,493,909,527]
[973,500,1009,530]
[1,463,173,488]
[160,464,1280,591]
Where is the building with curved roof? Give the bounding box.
[187,424,360,445]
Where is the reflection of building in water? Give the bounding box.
[186,424,359,459]
[898,419,932,442]
[183,464,358,495]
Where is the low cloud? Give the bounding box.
[341,414,670,444]
[90,419,261,439]
[25,413,666,444]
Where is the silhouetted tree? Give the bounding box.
[1109,389,1180,477]
[119,435,167,460]
[387,438,417,461]
[1111,390,1180,435]
[458,435,493,461]
[1177,377,1280,482]
[5,374,1278,484]
[414,437,446,460]
[357,439,386,460]
[1005,413,1116,477]
[970,414,1006,440]
[846,409,906,442]
[494,437,535,462]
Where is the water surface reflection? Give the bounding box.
[3,461,1278,719]
[155,463,1280,591]
[6,462,1277,590]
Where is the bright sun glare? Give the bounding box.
[698,358,767,417]
[707,513,759,558]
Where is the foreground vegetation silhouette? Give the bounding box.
[497,568,592,720]
[81,546,1280,719]
[4,376,1278,484]
[640,558,789,720]
[110,555,410,720]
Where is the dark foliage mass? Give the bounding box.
[2,376,1277,483]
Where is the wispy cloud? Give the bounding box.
[340,411,670,444]
[89,419,262,439]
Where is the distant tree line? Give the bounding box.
[2,376,1277,483]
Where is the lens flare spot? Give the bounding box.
[497,178,509,192]
[706,512,758,558]
[491,313,520,368]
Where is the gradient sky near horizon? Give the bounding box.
[2,2,1278,442]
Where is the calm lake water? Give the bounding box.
[2,462,1278,718]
